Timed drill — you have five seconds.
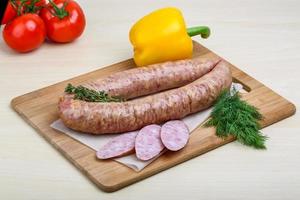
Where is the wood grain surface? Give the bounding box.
[11,42,295,192]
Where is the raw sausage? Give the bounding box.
[83,57,220,100]
[96,131,138,159]
[135,125,164,161]
[59,60,232,134]
[160,120,189,151]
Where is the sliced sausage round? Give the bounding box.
[161,120,189,151]
[135,125,164,161]
[96,131,138,159]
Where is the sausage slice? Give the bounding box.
[135,125,164,161]
[96,131,138,159]
[161,120,189,151]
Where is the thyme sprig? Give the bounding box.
[205,90,267,149]
[65,83,124,103]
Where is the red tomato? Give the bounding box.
[40,0,86,43]
[1,0,47,25]
[1,2,17,25]
[3,14,46,53]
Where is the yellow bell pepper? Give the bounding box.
[129,7,210,67]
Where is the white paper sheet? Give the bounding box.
[51,83,244,171]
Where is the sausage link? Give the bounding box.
[59,60,232,134]
[83,57,220,99]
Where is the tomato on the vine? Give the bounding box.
[3,13,46,52]
[1,2,17,25]
[40,0,86,43]
[2,0,47,25]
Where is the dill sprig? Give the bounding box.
[205,90,267,149]
[65,83,124,103]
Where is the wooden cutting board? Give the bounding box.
[11,42,296,192]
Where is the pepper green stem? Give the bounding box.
[187,26,210,39]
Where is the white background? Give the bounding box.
[0,0,299,199]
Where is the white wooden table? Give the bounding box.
[1,0,299,199]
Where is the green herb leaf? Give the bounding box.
[205,90,267,149]
[65,83,124,103]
